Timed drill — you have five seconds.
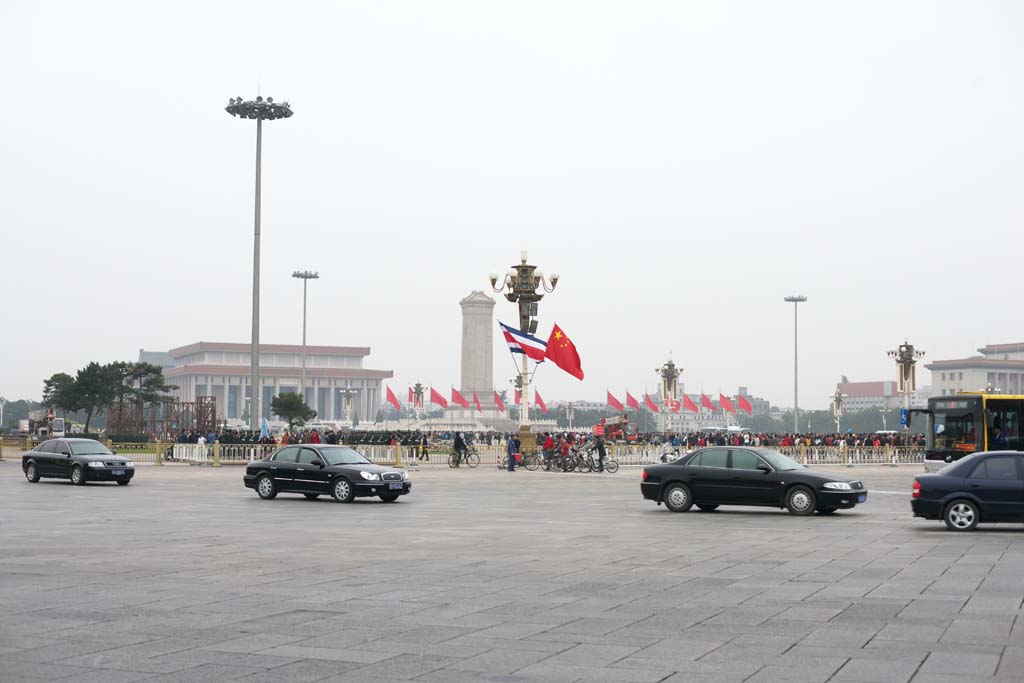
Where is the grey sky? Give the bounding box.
[2,1,1022,410]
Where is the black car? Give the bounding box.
[912,450,1024,531]
[244,444,410,503]
[22,438,135,486]
[641,447,867,515]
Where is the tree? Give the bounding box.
[42,373,79,415]
[74,362,115,432]
[271,393,316,428]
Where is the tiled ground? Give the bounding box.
[1,460,1023,682]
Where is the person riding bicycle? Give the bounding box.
[595,436,607,472]
[453,432,467,467]
[542,432,555,467]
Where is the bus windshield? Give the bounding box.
[931,409,978,452]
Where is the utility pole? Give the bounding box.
[783,295,807,433]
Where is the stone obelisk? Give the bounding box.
[459,291,496,409]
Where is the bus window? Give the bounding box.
[933,409,978,452]
[985,399,1023,451]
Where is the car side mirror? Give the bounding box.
[61,450,71,456]
[757,464,770,473]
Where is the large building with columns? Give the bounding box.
[149,342,393,425]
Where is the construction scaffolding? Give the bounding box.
[106,396,217,439]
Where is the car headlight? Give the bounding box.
[823,482,852,490]
[87,461,105,468]
[360,471,380,481]
[123,462,134,468]
[402,470,409,480]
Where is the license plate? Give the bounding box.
[389,482,403,490]
[112,469,125,476]
[857,494,866,503]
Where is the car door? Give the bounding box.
[269,446,301,490]
[295,447,330,493]
[33,441,57,475]
[965,455,1024,520]
[688,448,732,503]
[52,440,74,479]
[726,449,780,505]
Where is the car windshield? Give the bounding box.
[69,441,113,456]
[757,449,802,471]
[318,446,371,466]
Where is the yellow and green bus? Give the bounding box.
[923,392,1023,472]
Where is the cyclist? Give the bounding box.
[595,436,607,472]
[542,432,555,468]
[453,432,467,467]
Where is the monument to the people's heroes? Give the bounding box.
[459,290,497,411]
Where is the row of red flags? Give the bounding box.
[608,390,753,415]
[385,386,547,414]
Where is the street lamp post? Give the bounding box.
[0,396,6,432]
[292,270,320,403]
[566,401,574,431]
[490,251,558,454]
[783,295,807,434]
[831,390,845,434]
[888,341,925,440]
[226,95,293,431]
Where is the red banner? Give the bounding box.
[607,391,624,412]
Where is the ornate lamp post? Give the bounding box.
[566,401,575,431]
[656,358,681,431]
[490,251,558,453]
[831,390,846,434]
[341,388,358,427]
[291,270,320,402]
[226,95,293,431]
[888,341,925,437]
[783,295,807,433]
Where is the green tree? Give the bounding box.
[271,392,316,428]
[42,373,79,416]
[74,362,115,432]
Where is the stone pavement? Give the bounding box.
[1,461,1023,682]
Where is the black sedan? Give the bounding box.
[22,438,135,486]
[912,450,1024,531]
[244,445,410,503]
[641,447,866,515]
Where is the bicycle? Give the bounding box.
[500,452,542,471]
[583,445,619,473]
[448,446,480,468]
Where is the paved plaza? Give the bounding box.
[1,461,1023,682]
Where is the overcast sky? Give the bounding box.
[2,1,1022,410]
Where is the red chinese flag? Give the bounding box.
[386,386,401,411]
[626,392,640,411]
[451,387,469,409]
[669,399,681,413]
[544,323,584,380]
[430,387,448,409]
[644,393,660,413]
[515,390,522,405]
[683,394,699,413]
[607,391,624,412]
[473,391,482,412]
[494,390,506,412]
[738,394,753,415]
[535,390,547,413]
[408,387,414,403]
[700,393,715,411]
[719,393,736,414]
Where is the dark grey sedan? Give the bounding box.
[23,438,135,485]
[244,445,410,503]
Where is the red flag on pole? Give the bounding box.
[700,393,715,411]
[738,394,753,415]
[472,391,482,412]
[683,394,699,413]
[719,393,736,414]
[626,392,640,411]
[535,390,547,413]
[515,390,522,405]
[607,391,624,412]
[451,387,469,409]
[494,390,506,412]
[430,387,448,409]
[386,386,401,411]
[408,387,414,403]
[544,323,584,380]
[668,399,681,413]
[644,393,660,413]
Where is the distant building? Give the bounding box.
[149,342,393,424]
[835,380,900,412]
[926,342,1024,396]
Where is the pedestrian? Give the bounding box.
[595,435,607,472]
[507,433,518,472]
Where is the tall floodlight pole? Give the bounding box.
[292,270,320,402]
[888,341,925,440]
[490,251,559,454]
[0,396,6,432]
[783,295,807,434]
[226,95,293,431]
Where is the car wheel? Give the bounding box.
[944,499,979,531]
[331,477,355,503]
[303,493,320,500]
[256,474,277,500]
[71,465,86,486]
[25,463,40,483]
[785,486,815,516]
[663,483,694,513]
[817,507,837,515]
[697,504,719,512]
[379,493,400,503]
[116,479,131,486]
